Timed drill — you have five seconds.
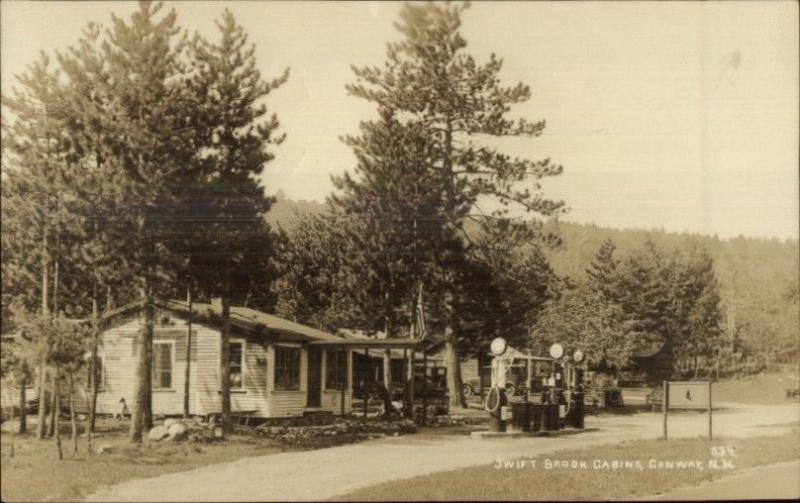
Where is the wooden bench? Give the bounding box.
[646,388,664,410]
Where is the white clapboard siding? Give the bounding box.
[92,309,356,418]
[95,315,139,415]
[96,311,217,416]
[199,335,270,417]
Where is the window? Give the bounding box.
[274,346,300,391]
[229,341,244,389]
[325,350,347,390]
[152,342,173,389]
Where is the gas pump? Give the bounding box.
[484,337,511,432]
[569,350,586,428]
[561,348,586,429]
[544,344,587,430]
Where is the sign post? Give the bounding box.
[708,381,712,440]
[663,381,712,440]
[662,380,668,440]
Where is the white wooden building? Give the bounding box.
[88,299,418,418]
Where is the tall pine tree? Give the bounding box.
[177,9,287,432]
[346,3,565,406]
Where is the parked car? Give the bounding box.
[0,396,38,421]
[462,377,517,397]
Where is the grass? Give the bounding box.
[711,370,800,405]
[332,429,800,501]
[0,417,365,503]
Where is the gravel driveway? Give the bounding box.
[86,402,799,502]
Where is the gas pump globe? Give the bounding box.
[489,337,509,388]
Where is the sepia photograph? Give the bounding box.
[1,1,798,501]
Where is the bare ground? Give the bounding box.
[85,401,799,502]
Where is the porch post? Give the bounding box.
[363,347,369,418]
[341,348,346,417]
[407,349,415,420]
[402,349,409,416]
[422,349,428,426]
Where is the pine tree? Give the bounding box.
[331,111,448,335]
[176,9,287,432]
[273,212,373,331]
[1,51,78,439]
[347,2,564,406]
[55,21,136,432]
[100,1,195,442]
[534,286,636,372]
[586,238,620,303]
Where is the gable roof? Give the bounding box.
[100,298,342,343]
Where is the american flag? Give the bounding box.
[413,283,427,339]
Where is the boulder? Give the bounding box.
[148,425,170,442]
[164,418,178,428]
[96,443,114,455]
[168,422,189,441]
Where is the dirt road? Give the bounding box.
[86,402,798,502]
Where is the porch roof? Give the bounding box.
[309,338,424,349]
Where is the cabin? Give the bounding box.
[618,341,673,387]
[88,299,418,419]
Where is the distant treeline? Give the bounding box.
[269,195,800,375]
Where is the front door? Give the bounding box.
[307,348,322,407]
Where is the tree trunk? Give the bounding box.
[18,377,27,434]
[405,350,415,419]
[37,228,49,440]
[220,295,232,433]
[54,370,63,460]
[88,420,94,456]
[144,299,153,430]
[52,226,59,316]
[88,287,100,433]
[183,287,193,418]
[382,312,393,415]
[48,371,57,438]
[9,390,15,457]
[69,373,77,454]
[36,362,48,440]
[444,289,465,408]
[130,294,154,443]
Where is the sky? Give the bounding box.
[2,1,798,240]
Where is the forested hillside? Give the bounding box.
[269,195,799,371]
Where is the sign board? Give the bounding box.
[501,406,512,421]
[668,382,710,410]
[663,381,712,440]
